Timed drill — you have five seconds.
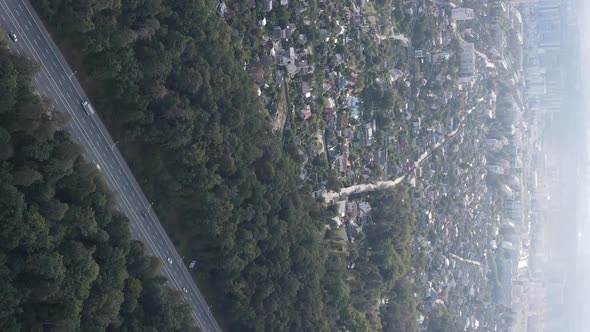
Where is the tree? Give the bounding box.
[427,306,458,332]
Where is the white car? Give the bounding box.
[81,100,95,115]
[9,31,17,42]
[167,257,173,264]
[182,287,188,293]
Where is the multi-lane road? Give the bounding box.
[0,1,221,330]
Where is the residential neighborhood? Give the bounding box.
[211,0,576,329]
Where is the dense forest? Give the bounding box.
[32,0,341,330]
[0,42,193,331]
[362,187,419,331]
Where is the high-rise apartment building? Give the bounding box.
[458,41,476,83]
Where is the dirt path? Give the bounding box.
[272,82,288,132]
[375,28,410,45]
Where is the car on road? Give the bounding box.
[81,100,95,115]
[8,31,17,42]
[140,211,147,219]
[183,287,188,293]
[167,257,173,264]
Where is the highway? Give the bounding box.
[0,1,221,331]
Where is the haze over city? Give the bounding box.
[529,0,587,330]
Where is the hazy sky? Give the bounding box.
[581,0,590,85]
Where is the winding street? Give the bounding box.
[323,98,483,203]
